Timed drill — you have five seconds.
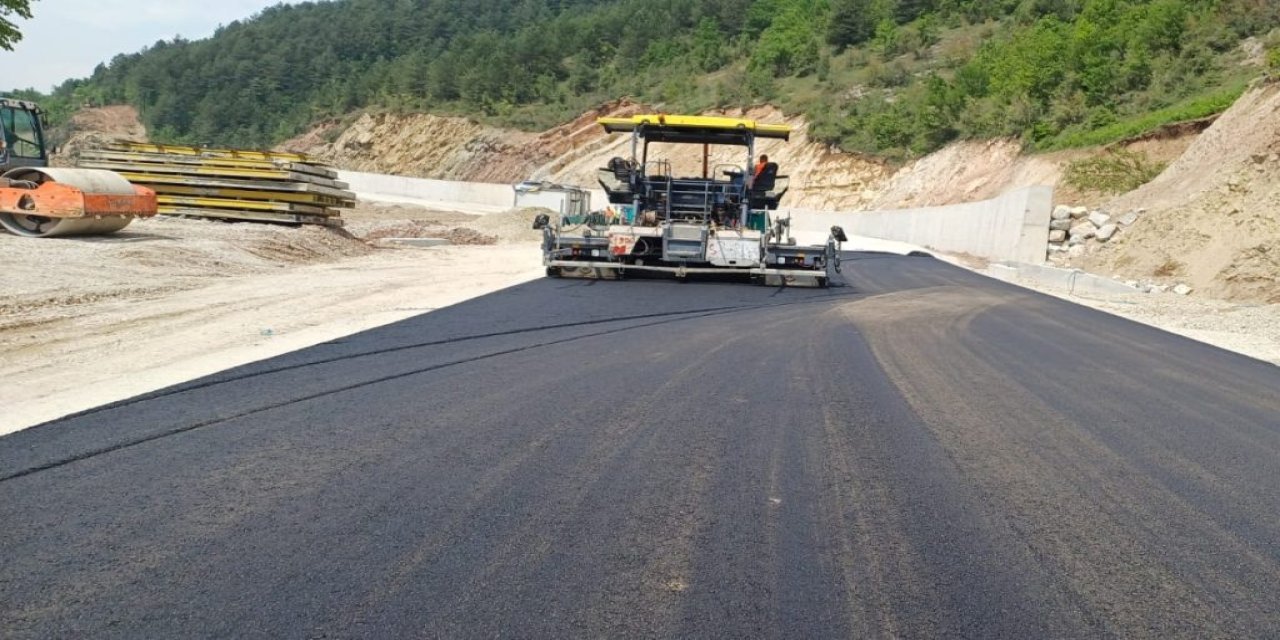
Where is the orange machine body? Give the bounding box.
[0,179,157,219]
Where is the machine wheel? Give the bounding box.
[545,266,562,278]
[0,167,137,238]
[0,212,132,237]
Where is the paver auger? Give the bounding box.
[535,114,846,287]
[0,97,156,237]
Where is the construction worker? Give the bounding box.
[753,154,769,182]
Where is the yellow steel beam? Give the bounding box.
[77,160,345,188]
[159,205,342,226]
[80,150,338,179]
[157,194,331,215]
[149,183,353,206]
[104,171,355,200]
[106,141,313,163]
[597,114,792,139]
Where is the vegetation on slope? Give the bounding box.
[18,0,1280,158]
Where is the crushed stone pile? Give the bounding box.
[356,221,497,245]
[343,203,544,245]
[466,207,553,244]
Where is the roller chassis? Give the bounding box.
[0,98,157,237]
[536,114,844,287]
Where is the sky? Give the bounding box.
[3,0,303,92]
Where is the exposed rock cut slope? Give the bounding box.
[49,105,147,167]
[1081,83,1280,303]
[282,103,895,211]
[282,103,1139,212]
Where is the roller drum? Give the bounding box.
[0,167,138,237]
[0,214,132,237]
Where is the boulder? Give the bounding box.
[1173,283,1193,296]
[1118,211,1140,227]
[1048,229,1067,243]
[1150,284,1169,294]
[1069,224,1096,244]
[1088,211,1111,227]
[1051,205,1072,221]
[1069,206,1089,218]
[1096,223,1118,242]
[1050,219,1072,231]
[1068,244,1087,258]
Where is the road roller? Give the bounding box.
[0,97,156,237]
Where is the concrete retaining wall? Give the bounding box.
[339,171,516,210]
[985,261,1141,297]
[341,168,1052,264]
[340,170,612,216]
[786,185,1053,264]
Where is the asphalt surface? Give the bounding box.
[3,252,1279,639]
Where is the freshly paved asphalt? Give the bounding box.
[3,252,1279,639]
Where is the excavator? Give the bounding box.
[535,114,845,287]
[0,97,156,237]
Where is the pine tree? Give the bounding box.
[827,0,876,50]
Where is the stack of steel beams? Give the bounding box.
[78,142,354,226]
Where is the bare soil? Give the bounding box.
[0,205,545,435]
[1077,82,1280,303]
[48,105,147,167]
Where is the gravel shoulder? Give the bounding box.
[993,275,1280,366]
[0,206,544,435]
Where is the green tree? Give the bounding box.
[827,0,876,50]
[0,0,32,51]
[750,0,823,76]
[895,0,937,23]
[17,0,1273,157]
[873,18,901,57]
[692,18,726,71]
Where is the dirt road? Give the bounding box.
[0,211,543,435]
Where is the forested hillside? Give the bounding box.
[25,0,1280,158]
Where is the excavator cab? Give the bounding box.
[0,98,49,169]
[0,97,157,237]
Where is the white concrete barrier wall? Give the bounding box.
[339,171,515,209]
[340,170,611,217]
[340,169,1052,264]
[513,189,608,216]
[513,191,572,212]
[786,185,1053,264]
